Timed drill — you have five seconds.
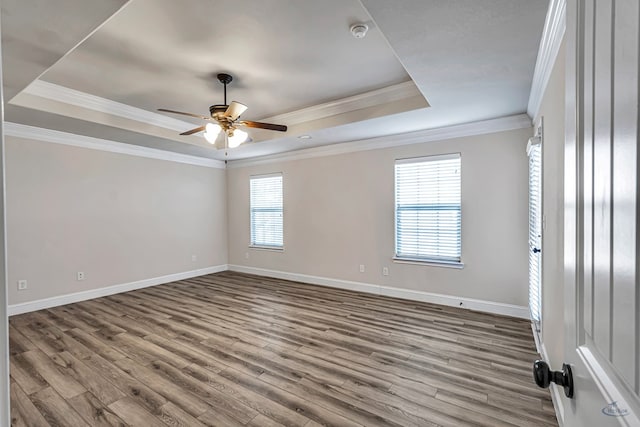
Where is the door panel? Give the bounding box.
[591,0,612,359]
[580,0,594,339]
[565,0,640,425]
[611,0,638,393]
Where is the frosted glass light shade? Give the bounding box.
[203,123,221,144]
[228,129,248,148]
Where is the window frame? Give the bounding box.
[249,172,284,250]
[393,153,463,268]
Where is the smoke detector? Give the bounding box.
[350,23,369,39]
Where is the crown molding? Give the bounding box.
[260,81,426,125]
[22,80,196,132]
[23,79,426,135]
[227,114,532,168]
[4,122,225,169]
[527,0,566,118]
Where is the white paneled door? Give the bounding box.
[564,0,640,425]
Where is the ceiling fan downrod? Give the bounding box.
[217,73,233,106]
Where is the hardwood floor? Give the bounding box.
[9,271,557,426]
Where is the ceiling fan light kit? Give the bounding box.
[228,129,248,148]
[203,122,221,144]
[158,73,287,149]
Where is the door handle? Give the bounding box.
[532,247,541,254]
[533,360,574,398]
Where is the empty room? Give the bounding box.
[0,0,639,426]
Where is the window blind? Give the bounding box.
[250,174,283,248]
[395,154,461,263]
[528,143,542,324]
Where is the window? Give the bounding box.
[250,173,283,248]
[395,154,462,264]
[527,135,542,325]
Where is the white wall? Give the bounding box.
[536,39,566,381]
[227,127,531,309]
[6,136,228,307]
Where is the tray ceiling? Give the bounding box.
[2,0,548,160]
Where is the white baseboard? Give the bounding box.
[228,264,529,319]
[531,322,543,355]
[8,264,228,316]
[9,261,529,319]
[540,341,565,427]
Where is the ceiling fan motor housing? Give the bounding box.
[210,104,229,117]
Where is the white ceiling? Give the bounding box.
[2,0,548,161]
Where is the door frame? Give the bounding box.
[0,9,11,424]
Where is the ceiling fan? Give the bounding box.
[158,73,287,148]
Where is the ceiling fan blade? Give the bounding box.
[180,125,206,136]
[224,101,248,120]
[158,108,209,120]
[239,121,287,132]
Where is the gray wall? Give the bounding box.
[6,125,533,311]
[6,136,228,305]
[227,127,531,307]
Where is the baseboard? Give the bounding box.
[540,341,565,427]
[228,264,530,319]
[531,322,543,355]
[8,264,228,316]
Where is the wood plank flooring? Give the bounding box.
[9,271,557,426]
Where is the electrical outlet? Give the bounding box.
[191,255,197,262]
[382,267,389,276]
[245,252,250,259]
[77,272,85,281]
[359,264,365,273]
[17,280,27,290]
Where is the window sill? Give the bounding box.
[393,257,464,269]
[249,245,284,252]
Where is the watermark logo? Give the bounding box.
[602,401,629,417]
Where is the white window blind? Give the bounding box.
[528,141,542,324]
[250,174,283,248]
[395,154,462,263]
